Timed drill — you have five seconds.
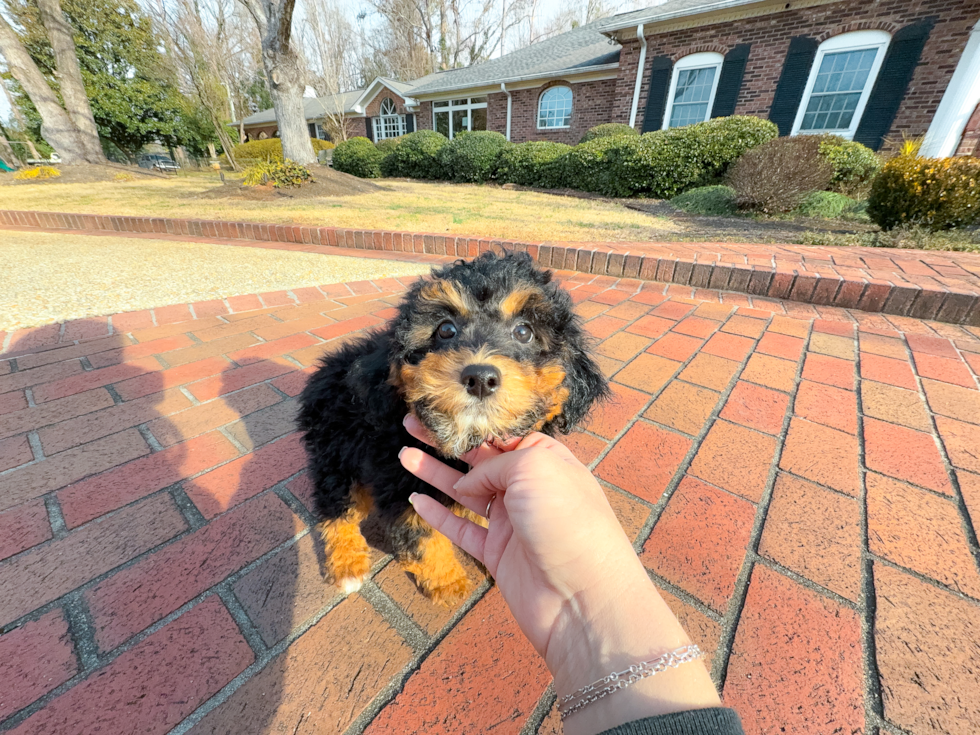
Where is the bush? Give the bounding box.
[671,185,738,216]
[241,159,315,188]
[385,129,449,179]
[867,155,980,231]
[496,141,571,188]
[727,136,833,213]
[601,133,705,198]
[578,123,638,144]
[233,138,333,163]
[818,136,881,194]
[794,191,858,219]
[438,130,508,182]
[14,165,60,180]
[564,136,630,193]
[376,137,403,177]
[331,137,383,178]
[675,115,780,184]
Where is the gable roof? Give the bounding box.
[235,89,364,127]
[404,21,621,97]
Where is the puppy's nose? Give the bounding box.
[460,364,501,399]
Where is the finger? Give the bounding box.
[399,447,486,516]
[515,432,581,464]
[410,493,488,564]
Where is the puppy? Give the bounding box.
[297,252,608,605]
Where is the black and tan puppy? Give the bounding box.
[297,252,608,604]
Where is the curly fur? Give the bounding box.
[297,251,608,603]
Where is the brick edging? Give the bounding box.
[2,209,978,326]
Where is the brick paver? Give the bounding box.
[1,249,979,735]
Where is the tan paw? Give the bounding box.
[422,571,474,607]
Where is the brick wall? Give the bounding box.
[416,102,433,131]
[491,79,619,144]
[616,0,979,146]
[243,125,278,141]
[955,101,980,156]
[364,90,409,117]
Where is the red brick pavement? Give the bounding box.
[2,265,980,734]
[3,207,980,325]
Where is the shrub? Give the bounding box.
[241,159,315,188]
[233,138,333,163]
[331,137,383,178]
[727,136,833,213]
[601,133,705,198]
[564,136,629,193]
[867,155,980,231]
[671,185,738,216]
[438,130,508,182]
[14,165,60,180]
[818,136,881,194]
[676,115,780,184]
[386,130,449,179]
[794,191,858,219]
[578,123,638,144]
[376,137,403,177]
[496,141,571,188]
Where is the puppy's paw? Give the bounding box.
[330,548,372,595]
[338,575,366,595]
[421,571,474,607]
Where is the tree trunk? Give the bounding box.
[208,108,239,171]
[238,0,315,165]
[0,128,17,168]
[0,13,99,164]
[36,0,106,163]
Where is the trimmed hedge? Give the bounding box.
[234,138,333,163]
[563,136,628,194]
[818,136,881,194]
[496,141,570,188]
[331,137,383,178]
[438,130,508,182]
[578,123,638,144]
[385,130,449,179]
[376,137,402,177]
[868,155,980,231]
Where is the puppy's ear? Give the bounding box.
[554,342,609,432]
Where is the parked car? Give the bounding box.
[138,154,179,172]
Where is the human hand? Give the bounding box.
[400,416,720,734]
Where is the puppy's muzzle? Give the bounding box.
[460,364,501,399]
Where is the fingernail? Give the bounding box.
[453,478,460,490]
[398,446,406,459]
[408,492,418,505]
[403,414,410,426]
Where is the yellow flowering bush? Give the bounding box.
[868,156,980,231]
[14,165,61,180]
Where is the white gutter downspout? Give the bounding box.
[629,24,647,129]
[501,83,513,141]
[921,19,980,157]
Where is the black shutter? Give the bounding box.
[641,55,674,133]
[854,19,935,151]
[768,36,819,135]
[365,117,374,142]
[405,113,415,133]
[711,44,751,118]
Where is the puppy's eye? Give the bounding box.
[436,321,457,340]
[512,323,533,344]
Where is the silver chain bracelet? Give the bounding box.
[557,645,704,720]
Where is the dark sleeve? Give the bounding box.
[598,707,744,735]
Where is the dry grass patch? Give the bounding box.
[0,175,679,243]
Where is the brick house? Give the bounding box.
[240,0,980,155]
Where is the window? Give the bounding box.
[538,86,572,128]
[664,52,723,129]
[375,97,406,140]
[432,97,488,139]
[792,30,890,138]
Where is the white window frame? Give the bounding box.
[537,86,573,129]
[375,98,406,141]
[663,52,724,129]
[791,30,891,140]
[431,97,488,139]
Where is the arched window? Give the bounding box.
[792,30,891,138]
[538,86,572,129]
[664,52,724,129]
[376,97,406,140]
